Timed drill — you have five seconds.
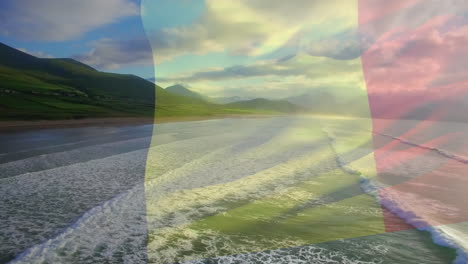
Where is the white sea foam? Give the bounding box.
[3,116,464,263]
[323,125,468,264]
[185,244,384,264]
[8,117,336,263]
[372,131,468,164]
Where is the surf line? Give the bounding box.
[322,126,468,264]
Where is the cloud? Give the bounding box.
[300,30,363,60]
[144,0,359,63]
[0,0,138,41]
[360,0,468,41]
[148,0,467,101]
[176,72,362,100]
[362,14,468,98]
[158,53,361,82]
[73,37,153,69]
[143,0,367,99]
[156,54,364,99]
[157,62,300,83]
[17,48,54,58]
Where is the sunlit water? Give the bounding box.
[0,116,466,263]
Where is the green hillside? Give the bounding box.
[0,42,302,120]
[0,42,215,120]
[165,84,209,101]
[0,42,159,120]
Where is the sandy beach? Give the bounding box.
[0,114,281,133]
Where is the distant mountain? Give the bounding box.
[164,85,258,105]
[212,96,255,104]
[226,98,303,113]
[0,42,247,120]
[0,42,301,120]
[285,92,372,117]
[285,92,336,109]
[165,84,208,101]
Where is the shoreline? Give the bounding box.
[0,114,281,133]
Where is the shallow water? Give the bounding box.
[0,116,464,263]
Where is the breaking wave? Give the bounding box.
[372,131,468,164]
[323,126,468,264]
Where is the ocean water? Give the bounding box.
[0,116,465,263]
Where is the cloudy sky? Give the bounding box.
[0,0,153,77]
[141,0,366,99]
[0,0,467,100]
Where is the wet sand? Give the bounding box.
[0,114,280,133]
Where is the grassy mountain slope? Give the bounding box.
[0,42,302,120]
[0,42,159,119]
[0,43,223,120]
[165,84,209,101]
